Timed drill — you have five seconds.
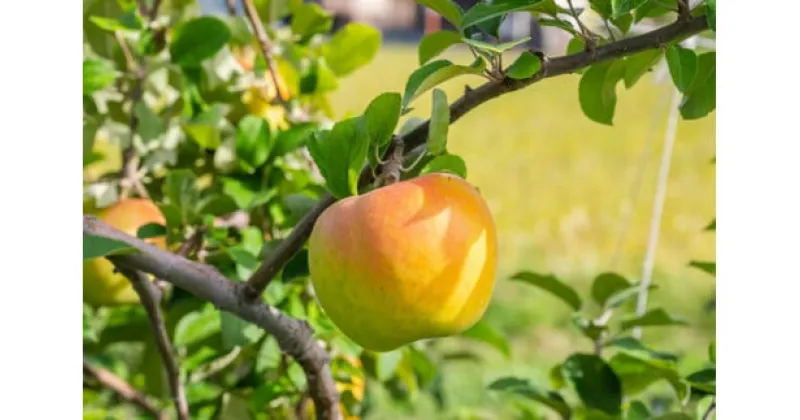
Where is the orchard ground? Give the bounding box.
[328,45,716,418]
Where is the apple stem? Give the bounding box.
[376,135,405,187]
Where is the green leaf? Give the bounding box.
[307,117,370,198]
[273,123,318,157]
[538,18,580,36]
[606,337,678,362]
[679,52,716,120]
[399,117,426,137]
[136,223,167,240]
[364,92,402,149]
[174,306,222,348]
[419,153,468,178]
[488,377,571,418]
[324,23,381,76]
[590,272,631,308]
[623,49,663,88]
[567,36,586,55]
[611,13,633,33]
[282,249,310,282]
[291,3,333,39]
[611,0,647,18]
[460,318,511,358]
[83,233,138,260]
[685,367,715,394]
[510,271,582,311]
[166,169,199,222]
[183,105,226,150]
[706,218,716,232]
[223,16,255,46]
[221,312,264,351]
[626,400,651,420]
[461,0,543,31]
[300,57,340,94]
[417,0,464,27]
[665,44,698,93]
[462,36,531,54]
[579,60,625,125]
[221,176,259,210]
[707,0,716,31]
[561,353,622,415]
[427,89,450,155]
[170,17,231,67]
[610,352,688,402]
[134,101,165,143]
[621,308,688,330]
[589,0,613,17]
[402,59,485,110]
[709,340,716,363]
[236,116,274,174]
[506,51,542,79]
[196,194,239,217]
[83,304,98,343]
[181,346,219,372]
[83,59,118,96]
[375,350,404,381]
[689,260,715,276]
[418,30,463,65]
[255,336,282,373]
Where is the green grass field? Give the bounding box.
[328,44,716,419]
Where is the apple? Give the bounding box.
[83,198,167,307]
[308,173,499,352]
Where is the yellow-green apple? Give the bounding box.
[83,198,167,306]
[308,173,498,351]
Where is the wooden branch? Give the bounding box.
[226,0,238,16]
[241,0,289,106]
[116,0,166,200]
[84,216,342,420]
[115,266,189,420]
[241,15,710,300]
[83,358,166,420]
[242,194,336,300]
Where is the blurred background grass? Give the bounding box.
[328,44,715,419]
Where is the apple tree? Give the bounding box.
[83,0,716,419]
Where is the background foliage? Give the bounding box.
[83,0,716,419]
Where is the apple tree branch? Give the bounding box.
[242,15,710,299]
[84,215,342,420]
[114,265,189,420]
[83,358,166,420]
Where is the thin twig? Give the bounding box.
[676,0,692,20]
[603,18,618,42]
[83,358,166,419]
[84,216,342,420]
[632,86,682,339]
[226,0,238,16]
[566,0,595,46]
[116,0,165,200]
[148,0,163,21]
[115,266,189,420]
[241,0,289,106]
[240,16,710,300]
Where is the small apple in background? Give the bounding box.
[83,198,167,307]
[308,173,499,352]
